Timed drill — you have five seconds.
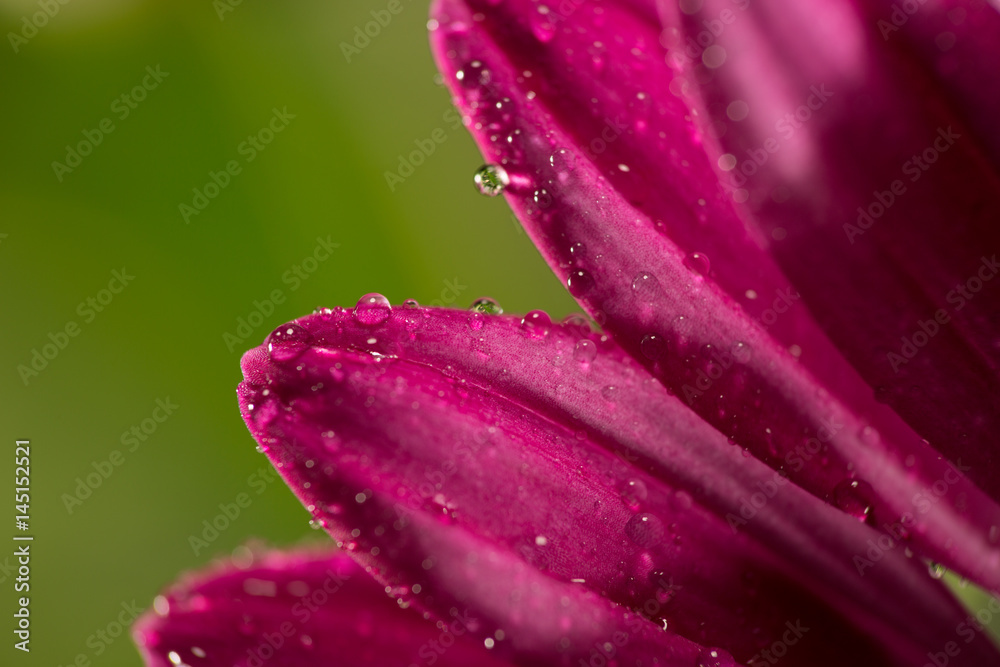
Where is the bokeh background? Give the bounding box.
[0,1,996,665]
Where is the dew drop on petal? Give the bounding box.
[267,323,312,362]
[468,313,484,331]
[573,339,597,369]
[520,310,551,338]
[474,164,510,196]
[683,251,711,276]
[832,479,875,522]
[640,334,666,360]
[402,298,420,308]
[567,269,594,296]
[625,513,666,548]
[928,561,947,579]
[470,297,503,314]
[354,293,392,326]
[632,271,661,302]
[622,479,648,510]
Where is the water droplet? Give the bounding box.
[354,293,392,326]
[520,310,551,338]
[622,479,648,510]
[832,479,875,522]
[550,148,576,172]
[631,271,661,302]
[529,10,556,42]
[267,323,312,362]
[858,426,880,446]
[533,188,553,208]
[601,385,618,401]
[470,297,503,314]
[468,313,484,331]
[731,341,752,363]
[683,252,711,276]
[403,298,420,308]
[566,269,594,296]
[561,313,592,336]
[474,164,510,196]
[573,339,597,369]
[696,647,735,667]
[625,513,666,548]
[640,334,666,360]
[928,561,946,579]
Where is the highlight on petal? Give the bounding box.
[133,545,514,667]
[238,305,1000,666]
[427,0,1000,594]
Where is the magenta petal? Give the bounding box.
[428,0,1000,593]
[860,0,1000,167]
[133,546,513,667]
[239,307,999,666]
[665,0,1000,500]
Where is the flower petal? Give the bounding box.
[428,0,1000,592]
[664,0,1000,501]
[239,306,999,666]
[132,546,513,667]
[860,0,1000,167]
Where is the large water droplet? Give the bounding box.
[625,513,666,548]
[354,294,392,326]
[640,334,666,360]
[696,647,735,667]
[267,323,312,362]
[474,164,510,196]
[468,313,484,331]
[622,479,648,510]
[631,271,661,302]
[566,269,594,296]
[470,297,503,314]
[520,310,551,338]
[683,252,711,276]
[928,561,947,579]
[832,479,875,522]
[573,339,597,369]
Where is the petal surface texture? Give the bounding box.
[133,547,514,667]
[428,0,1000,593]
[238,307,1000,666]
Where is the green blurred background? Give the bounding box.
[0,1,996,665]
[0,1,575,664]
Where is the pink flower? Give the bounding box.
[135,1,1000,665]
